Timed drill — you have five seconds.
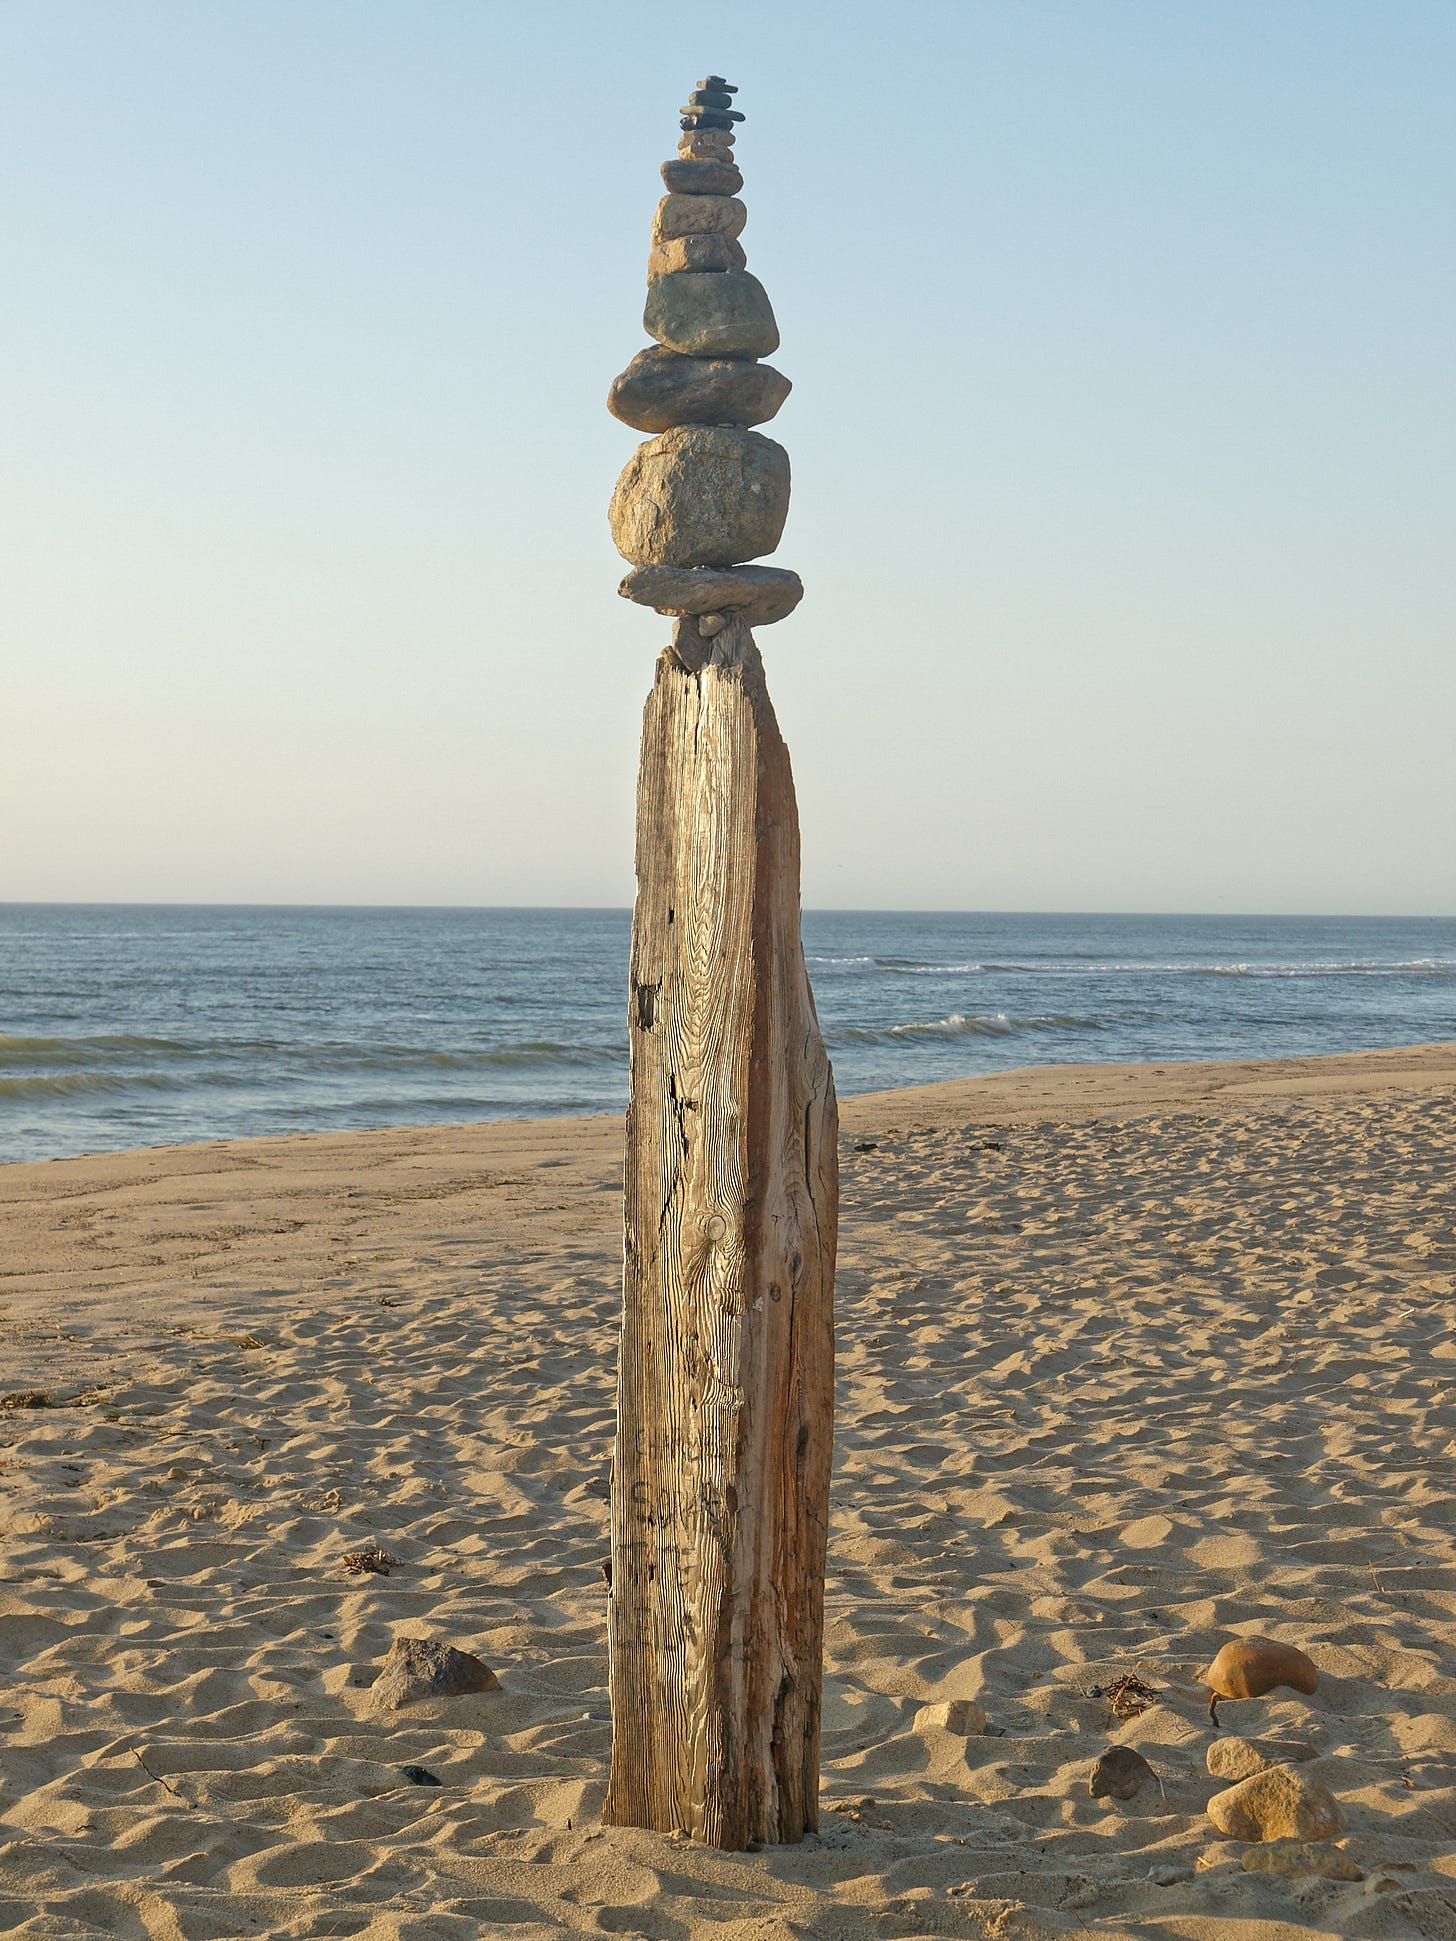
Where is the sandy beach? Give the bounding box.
[2,1041,1453,1940]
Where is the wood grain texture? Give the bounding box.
[606,615,838,1848]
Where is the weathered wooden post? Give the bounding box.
[603,77,839,1850]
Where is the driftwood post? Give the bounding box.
[603,77,839,1849]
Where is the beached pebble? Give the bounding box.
[1205,1637,1319,1704]
[370,1637,501,1711]
[660,158,744,196]
[1148,1864,1191,1886]
[1090,1746,1154,1799]
[653,193,747,244]
[1243,1839,1362,1881]
[913,1698,987,1736]
[398,1764,442,1786]
[620,563,803,625]
[1207,1765,1346,1842]
[644,271,779,358]
[608,425,789,568]
[648,234,748,277]
[609,346,790,434]
[1206,1734,1318,1783]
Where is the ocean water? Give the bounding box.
[0,905,1452,1164]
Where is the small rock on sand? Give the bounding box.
[1243,1839,1362,1881]
[1207,1765,1345,1843]
[913,1698,986,1736]
[1090,1745,1155,1799]
[1207,1735,1318,1783]
[370,1637,500,1711]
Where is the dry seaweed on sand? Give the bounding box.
[1092,1673,1159,1720]
[341,1540,399,1576]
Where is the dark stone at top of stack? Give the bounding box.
[680,77,744,131]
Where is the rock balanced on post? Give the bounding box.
[608,74,803,637]
[604,79,838,1851]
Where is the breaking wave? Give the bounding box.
[831,1012,1098,1046]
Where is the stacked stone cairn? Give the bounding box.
[608,77,801,656]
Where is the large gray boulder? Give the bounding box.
[619,563,803,625]
[609,426,790,568]
[644,272,779,359]
[608,347,790,434]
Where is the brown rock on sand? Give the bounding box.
[1207,1735,1318,1783]
[1205,1637,1319,1712]
[370,1637,501,1711]
[1207,1765,1346,1842]
[1243,1839,1363,1881]
[1090,1746,1155,1800]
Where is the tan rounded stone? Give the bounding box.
[1205,1638,1319,1703]
[608,425,789,569]
[1242,1840,1362,1881]
[913,1698,986,1736]
[647,234,747,278]
[1207,1766,1346,1843]
[652,194,747,244]
[644,272,778,359]
[1207,1736,1318,1784]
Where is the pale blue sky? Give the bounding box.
[3,1,1452,911]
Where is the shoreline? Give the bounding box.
[4,1036,1454,1172]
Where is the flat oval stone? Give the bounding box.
[608,426,789,568]
[652,193,746,243]
[680,108,744,129]
[687,89,735,110]
[648,234,748,278]
[645,272,778,359]
[660,158,743,196]
[620,563,803,625]
[609,347,791,433]
[696,75,735,92]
